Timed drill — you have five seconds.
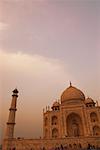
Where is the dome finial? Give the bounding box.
[70,81,72,87]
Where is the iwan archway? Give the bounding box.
[66,113,84,137]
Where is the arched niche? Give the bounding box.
[51,116,58,125]
[90,112,98,122]
[44,117,48,126]
[45,128,48,138]
[93,126,100,136]
[52,128,59,138]
[66,113,84,137]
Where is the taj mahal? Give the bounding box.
[2,83,100,150]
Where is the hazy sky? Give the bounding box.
[0,0,100,143]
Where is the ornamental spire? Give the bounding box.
[70,81,72,87]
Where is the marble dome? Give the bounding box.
[61,84,85,103]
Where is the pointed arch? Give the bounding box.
[45,128,48,138]
[52,128,59,138]
[51,116,58,125]
[66,113,84,137]
[44,117,48,126]
[93,126,100,136]
[90,112,98,122]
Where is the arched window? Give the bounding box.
[90,112,98,122]
[79,143,82,148]
[66,113,84,137]
[52,116,58,125]
[12,148,16,150]
[73,143,77,149]
[45,129,48,138]
[12,147,16,150]
[52,128,59,138]
[69,144,72,148]
[44,117,48,126]
[93,126,100,136]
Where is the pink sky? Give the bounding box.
[0,0,100,144]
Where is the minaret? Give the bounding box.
[5,88,19,139]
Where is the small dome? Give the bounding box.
[13,88,19,94]
[61,85,85,103]
[52,101,60,107]
[85,97,95,104]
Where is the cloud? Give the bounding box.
[0,50,72,140]
[0,50,71,95]
[0,49,70,109]
[0,22,8,31]
[0,50,66,76]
